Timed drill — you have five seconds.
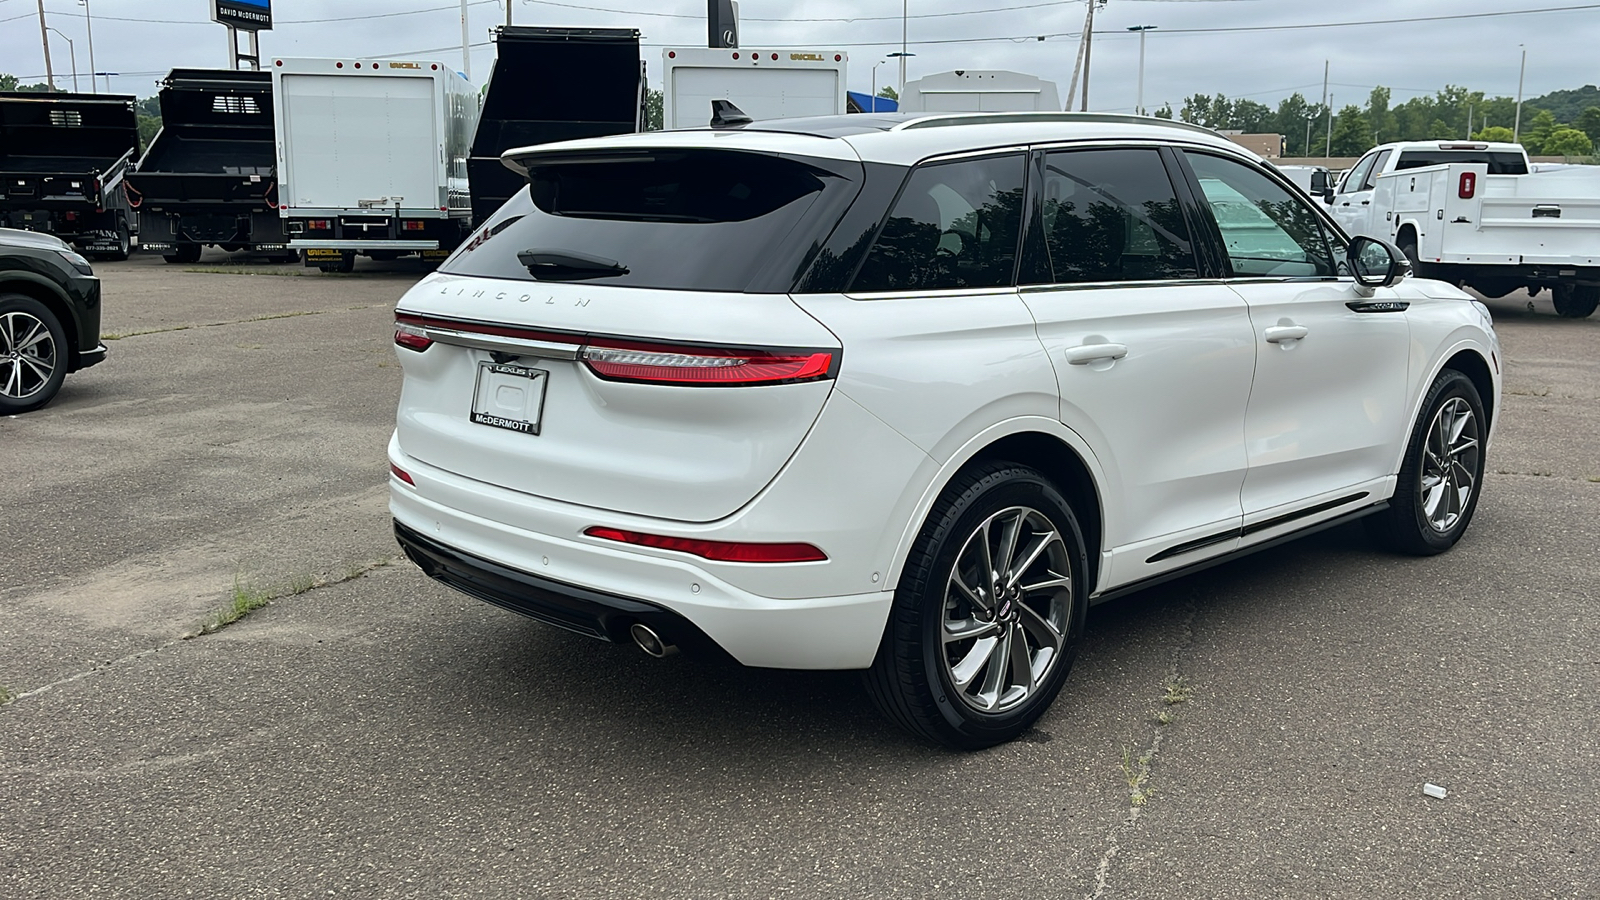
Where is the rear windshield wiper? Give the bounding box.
[516,248,629,280]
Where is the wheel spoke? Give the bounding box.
[2,360,19,397]
[15,321,48,354]
[978,519,997,592]
[994,510,1022,589]
[1016,602,1063,652]
[950,568,991,611]
[950,636,999,691]
[0,313,16,352]
[944,617,1000,644]
[1005,530,1060,590]
[976,627,1012,707]
[1007,622,1035,693]
[1017,573,1072,594]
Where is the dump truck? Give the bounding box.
[468,26,644,227]
[0,91,139,259]
[125,69,290,264]
[271,56,478,272]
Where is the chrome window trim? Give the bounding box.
[841,286,1020,302]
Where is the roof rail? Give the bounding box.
[897,111,1220,139]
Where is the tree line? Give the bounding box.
[1159,84,1600,159]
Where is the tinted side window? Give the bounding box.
[1339,152,1378,195]
[1186,152,1339,278]
[1395,150,1528,175]
[851,154,1025,292]
[1025,147,1198,285]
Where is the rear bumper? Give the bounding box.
[74,342,108,372]
[291,239,439,250]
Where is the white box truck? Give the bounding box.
[270,56,478,272]
[898,70,1060,113]
[662,48,846,130]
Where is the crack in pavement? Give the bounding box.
[2,557,397,708]
[1088,595,1202,900]
[101,304,388,340]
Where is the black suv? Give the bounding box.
[0,227,107,413]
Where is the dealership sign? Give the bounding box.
[212,0,271,30]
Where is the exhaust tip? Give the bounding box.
[629,623,678,658]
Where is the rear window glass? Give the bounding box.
[1395,150,1528,175]
[441,150,843,291]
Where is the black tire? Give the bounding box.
[163,243,202,265]
[315,251,356,274]
[0,293,69,415]
[1366,369,1487,556]
[1397,232,1428,280]
[1551,284,1599,319]
[864,462,1089,750]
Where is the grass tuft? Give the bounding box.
[1163,675,1193,706]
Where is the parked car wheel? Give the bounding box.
[99,214,132,262]
[865,463,1088,750]
[1551,284,1599,319]
[1366,369,1486,556]
[0,293,68,415]
[1397,233,1431,281]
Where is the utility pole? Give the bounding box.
[1325,92,1334,159]
[1319,59,1329,158]
[1128,25,1157,116]
[36,0,56,90]
[461,0,471,80]
[81,0,96,93]
[1513,44,1527,141]
[1466,105,1473,139]
[1064,0,1092,108]
[1080,0,1102,111]
[506,0,512,27]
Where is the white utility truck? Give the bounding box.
[1327,140,1600,317]
[898,70,1060,113]
[661,47,847,130]
[270,57,479,272]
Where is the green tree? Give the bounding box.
[1428,119,1456,140]
[1,73,57,93]
[645,88,662,131]
[1152,103,1174,120]
[1329,105,1370,156]
[1367,86,1393,143]
[877,85,898,101]
[1520,108,1559,154]
[1572,106,1600,145]
[1540,127,1594,158]
[1474,126,1515,142]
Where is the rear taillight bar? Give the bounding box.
[393,312,836,386]
[584,526,827,563]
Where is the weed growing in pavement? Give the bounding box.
[1588,476,1600,483]
[1163,675,1192,706]
[1152,708,1175,726]
[1120,746,1156,807]
[0,685,15,706]
[193,558,397,638]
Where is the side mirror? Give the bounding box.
[1348,235,1406,292]
[1321,188,1335,203]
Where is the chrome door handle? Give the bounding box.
[1064,343,1128,365]
[1264,325,1309,343]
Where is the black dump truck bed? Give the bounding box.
[126,69,288,260]
[127,69,275,206]
[0,91,139,254]
[468,26,644,226]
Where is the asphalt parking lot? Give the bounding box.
[2,251,1597,899]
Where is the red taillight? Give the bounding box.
[390,463,415,485]
[394,323,433,352]
[1458,172,1476,199]
[401,220,426,231]
[581,340,834,386]
[584,527,827,563]
[306,219,332,231]
[732,52,740,59]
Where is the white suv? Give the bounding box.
[388,112,1501,749]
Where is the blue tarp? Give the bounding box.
[846,90,898,113]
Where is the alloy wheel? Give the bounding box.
[941,505,1073,714]
[1420,397,1479,533]
[0,310,58,401]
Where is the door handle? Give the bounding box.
[1360,200,1371,205]
[1064,343,1128,365]
[1264,325,1309,343]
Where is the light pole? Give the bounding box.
[1127,25,1156,116]
[871,58,888,111]
[1325,93,1334,158]
[78,0,96,93]
[887,51,914,105]
[899,0,908,100]
[47,27,78,92]
[1304,113,1315,158]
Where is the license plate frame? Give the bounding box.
[470,361,548,436]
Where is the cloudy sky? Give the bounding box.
[2,0,1597,112]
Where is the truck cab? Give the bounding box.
[1328,141,1529,237]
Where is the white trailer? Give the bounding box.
[270,56,478,271]
[898,70,1060,113]
[662,48,847,130]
